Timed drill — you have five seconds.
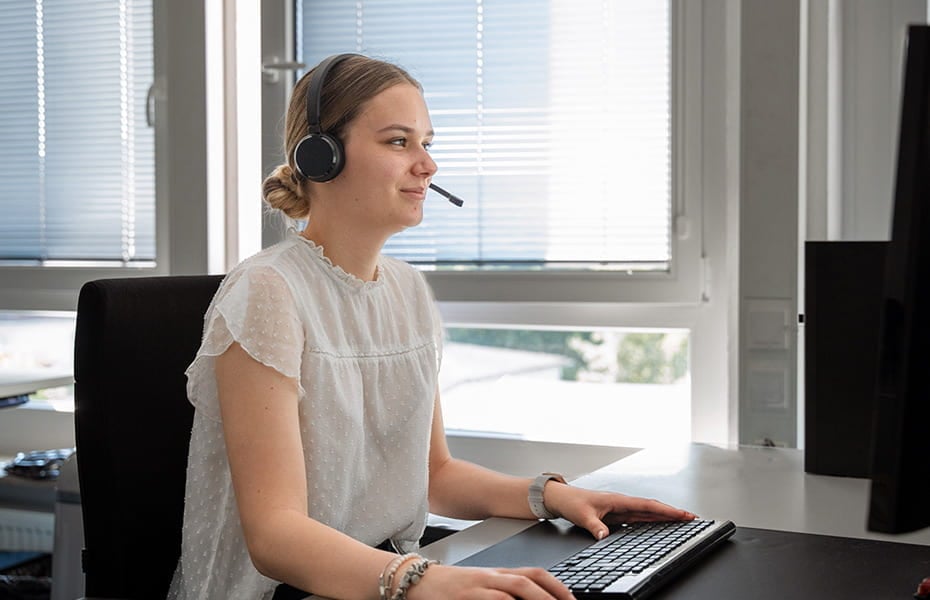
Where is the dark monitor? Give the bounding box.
[867,23,930,534]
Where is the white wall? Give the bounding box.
[737,0,801,446]
[0,408,74,457]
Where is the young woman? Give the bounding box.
[167,53,695,600]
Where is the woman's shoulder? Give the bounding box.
[379,256,437,308]
[380,254,424,282]
[226,235,311,278]
[214,239,308,301]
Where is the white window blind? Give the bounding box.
[297,0,671,271]
[0,0,154,264]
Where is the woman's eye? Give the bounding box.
[388,137,432,150]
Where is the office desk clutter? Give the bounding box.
[3,449,74,482]
[0,559,52,600]
[0,395,29,410]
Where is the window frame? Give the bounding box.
[0,1,214,312]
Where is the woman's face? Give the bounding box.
[325,82,438,236]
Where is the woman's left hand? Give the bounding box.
[543,483,698,540]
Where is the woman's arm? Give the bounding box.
[426,393,539,521]
[218,343,575,600]
[427,393,697,540]
[217,341,391,599]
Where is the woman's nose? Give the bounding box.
[416,148,438,176]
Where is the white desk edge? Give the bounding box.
[0,371,74,399]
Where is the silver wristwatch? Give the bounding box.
[528,472,567,519]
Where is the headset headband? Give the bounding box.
[306,53,360,135]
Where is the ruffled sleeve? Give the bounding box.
[185,265,305,421]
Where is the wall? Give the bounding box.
[0,407,74,457]
[738,0,801,447]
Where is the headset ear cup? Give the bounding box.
[293,133,345,182]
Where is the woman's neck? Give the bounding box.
[299,224,383,282]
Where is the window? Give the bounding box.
[263,1,730,444]
[441,326,690,447]
[296,0,673,273]
[0,1,154,265]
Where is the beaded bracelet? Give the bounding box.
[390,557,439,600]
[378,553,418,600]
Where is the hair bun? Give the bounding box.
[262,164,309,219]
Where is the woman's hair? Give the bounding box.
[262,54,421,220]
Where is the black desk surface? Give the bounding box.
[656,526,930,599]
[457,520,930,599]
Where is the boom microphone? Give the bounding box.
[429,183,465,207]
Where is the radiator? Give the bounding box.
[0,507,55,552]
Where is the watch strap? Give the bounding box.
[528,472,567,519]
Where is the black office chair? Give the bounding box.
[73,275,223,599]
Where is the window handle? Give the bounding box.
[262,57,307,84]
[146,83,155,127]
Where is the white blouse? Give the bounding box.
[167,231,442,600]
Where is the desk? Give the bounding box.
[0,371,73,408]
[78,442,928,599]
[423,443,930,568]
[413,443,930,599]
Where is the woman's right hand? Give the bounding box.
[406,564,575,600]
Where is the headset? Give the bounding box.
[293,53,359,182]
[291,53,465,206]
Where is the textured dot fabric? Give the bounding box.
[166,230,442,600]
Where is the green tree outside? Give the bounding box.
[446,328,689,384]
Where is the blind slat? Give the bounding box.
[0,0,155,263]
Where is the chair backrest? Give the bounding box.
[74,275,223,599]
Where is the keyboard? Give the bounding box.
[548,519,731,596]
[457,516,735,599]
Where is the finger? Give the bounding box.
[462,591,512,600]
[494,568,576,600]
[610,497,697,520]
[574,512,611,540]
[508,566,573,590]
[604,510,698,525]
